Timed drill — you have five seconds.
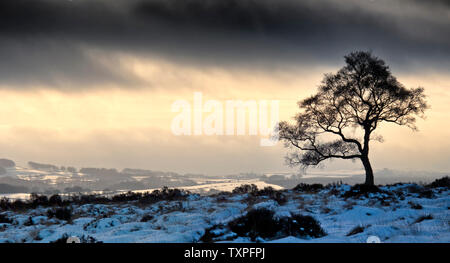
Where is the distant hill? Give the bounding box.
[0,159,15,168]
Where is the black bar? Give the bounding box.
[0,243,447,262]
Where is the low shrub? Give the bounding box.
[228,208,279,240]
[0,213,13,224]
[23,216,34,226]
[406,184,434,198]
[0,199,28,210]
[139,187,189,204]
[270,191,288,205]
[284,214,327,238]
[200,225,229,243]
[140,214,154,222]
[343,184,382,198]
[252,187,276,196]
[231,185,287,205]
[253,187,287,205]
[71,194,110,204]
[232,184,258,194]
[426,176,449,189]
[228,208,326,241]
[48,194,63,206]
[293,183,324,193]
[47,207,72,221]
[30,193,49,208]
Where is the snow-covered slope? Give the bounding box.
[0,183,448,243]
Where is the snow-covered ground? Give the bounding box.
[0,183,448,243]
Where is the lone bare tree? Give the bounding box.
[279,51,428,185]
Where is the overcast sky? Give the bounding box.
[0,0,449,176]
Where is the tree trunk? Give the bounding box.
[361,155,374,185]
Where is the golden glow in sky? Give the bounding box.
[1,53,449,175]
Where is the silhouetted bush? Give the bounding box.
[231,185,287,205]
[140,187,188,204]
[71,194,110,205]
[252,186,274,196]
[140,214,154,222]
[10,200,27,210]
[252,187,287,205]
[405,184,420,192]
[228,208,326,241]
[0,198,10,210]
[343,184,382,198]
[110,187,188,204]
[270,191,287,205]
[47,207,72,221]
[24,216,34,226]
[49,194,63,206]
[293,214,326,238]
[30,193,49,208]
[0,213,13,224]
[402,184,434,198]
[111,191,143,202]
[293,183,324,193]
[232,184,258,194]
[426,176,449,189]
[199,225,237,243]
[228,208,280,240]
[200,228,215,243]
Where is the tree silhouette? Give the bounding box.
[279,51,428,185]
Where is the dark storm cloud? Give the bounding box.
[0,38,140,89]
[0,0,449,88]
